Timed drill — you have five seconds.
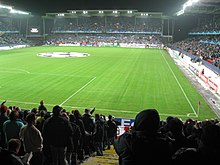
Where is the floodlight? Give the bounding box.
[10,9,29,15]
[176,0,199,16]
[83,10,88,14]
[183,1,193,10]
[176,10,184,16]
[0,4,12,10]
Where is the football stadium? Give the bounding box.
[0,0,220,164]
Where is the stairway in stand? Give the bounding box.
[81,145,119,165]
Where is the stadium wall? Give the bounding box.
[0,45,29,50]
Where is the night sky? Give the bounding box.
[1,0,186,15]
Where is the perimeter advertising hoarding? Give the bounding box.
[114,117,135,136]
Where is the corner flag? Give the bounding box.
[197,101,200,117]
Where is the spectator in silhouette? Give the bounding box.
[197,124,220,163]
[35,110,46,133]
[19,113,43,165]
[172,124,220,164]
[93,114,105,156]
[72,109,86,162]
[38,100,47,112]
[106,115,118,149]
[42,105,73,165]
[0,138,24,165]
[82,108,95,156]
[115,109,172,165]
[67,114,81,165]
[3,110,24,146]
[165,117,191,154]
[0,105,9,148]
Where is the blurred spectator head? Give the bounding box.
[52,105,62,116]
[134,109,160,133]
[9,110,19,120]
[108,115,113,120]
[73,109,81,118]
[8,138,21,154]
[0,105,7,114]
[31,107,38,114]
[25,113,36,125]
[168,117,183,133]
[85,108,91,114]
[40,100,44,105]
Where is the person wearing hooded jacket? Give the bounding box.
[114,109,172,165]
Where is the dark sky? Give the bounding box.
[1,0,186,15]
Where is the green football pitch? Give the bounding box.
[0,46,217,120]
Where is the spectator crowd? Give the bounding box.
[0,100,220,165]
[0,100,118,165]
[174,36,220,69]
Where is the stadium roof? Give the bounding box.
[42,10,168,19]
[178,0,220,15]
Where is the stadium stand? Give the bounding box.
[1,104,220,165]
[173,36,220,69]
[0,2,220,164]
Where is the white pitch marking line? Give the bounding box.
[0,68,30,74]
[0,99,189,117]
[160,50,198,117]
[59,77,97,106]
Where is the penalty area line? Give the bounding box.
[59,77,97,106]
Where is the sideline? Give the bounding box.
[160,50,198,117]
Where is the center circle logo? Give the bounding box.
[37,52,90,58]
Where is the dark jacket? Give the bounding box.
[107,120,117,138]
[115,109,172,165]
[42,115,73,147]
[0,148,24,165]
[82,114,95,134]
[115,131,172,165]
[93,119,104,142]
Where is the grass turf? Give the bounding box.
[0,46,217,120]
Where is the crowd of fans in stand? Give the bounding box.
[0,19,19,32]
[190,18,220,33]
[174,36,220,69]
[0,34,31,46]
[115,109,220,164]
[0,100,220,165]
[52,17,162,33]
[45,33,163,46]
[174,18,220,69]
[0,100,118,165]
